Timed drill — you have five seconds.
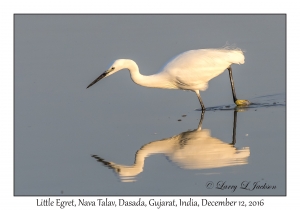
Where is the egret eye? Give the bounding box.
[111,67,115,70]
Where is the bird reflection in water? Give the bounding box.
[92,110,250,182]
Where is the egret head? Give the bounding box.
[86,59,129,89]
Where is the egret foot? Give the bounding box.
[235,99,250,106]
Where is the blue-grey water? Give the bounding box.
[15,14,285,196]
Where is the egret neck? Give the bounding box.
[124,59,176,89]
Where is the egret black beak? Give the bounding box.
[86,70,109,89]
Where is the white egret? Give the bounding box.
[87,48,250,110]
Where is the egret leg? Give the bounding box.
[227,66,250,106]
[195,90,205,110]
[227,66,238,102]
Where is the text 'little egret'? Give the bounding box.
[87,48,250,110]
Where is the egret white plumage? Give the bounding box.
[87,48,250,110]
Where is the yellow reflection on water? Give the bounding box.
[92,111,250,182]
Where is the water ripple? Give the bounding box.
[196,93,286,111]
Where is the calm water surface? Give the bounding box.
[14,15,285,196]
